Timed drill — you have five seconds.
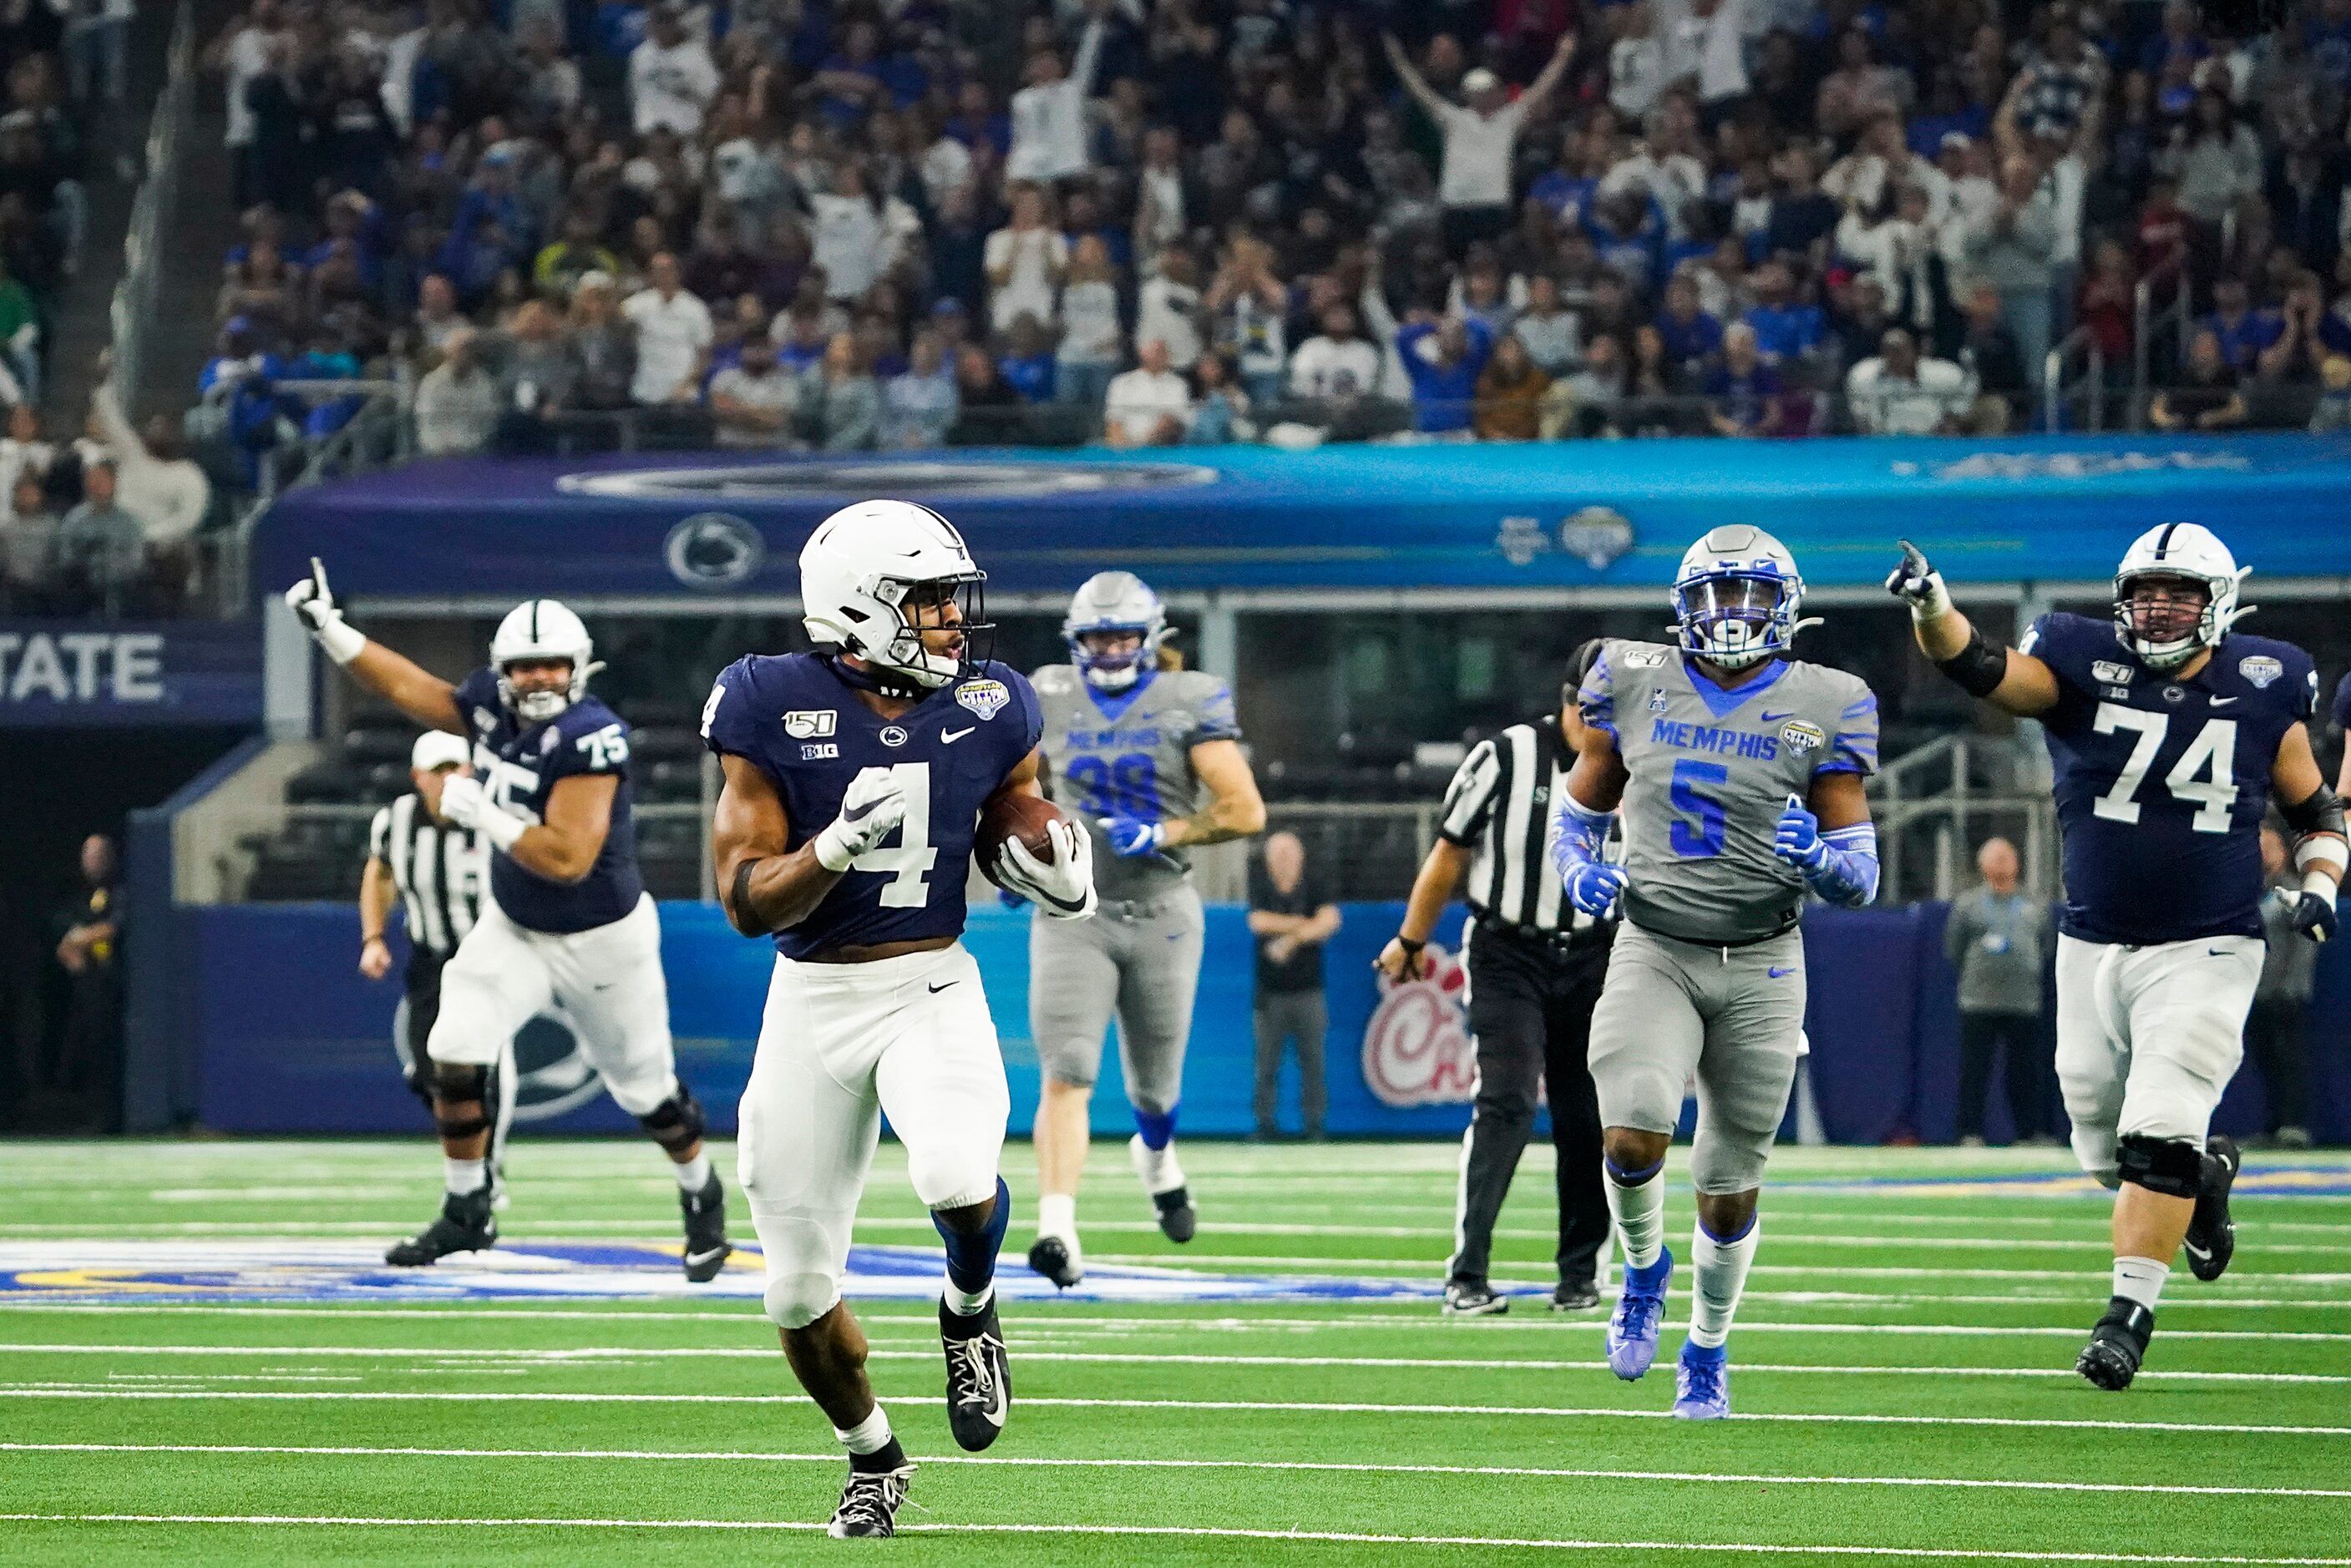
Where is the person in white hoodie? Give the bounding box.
[89,380,211,548]
[1006,3,1107,185]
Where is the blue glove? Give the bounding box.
[1772,796,1827,870]
[1563,860,1628,918]
[997,887,1030,911]
[1099,815,1166,857]
[2291,889,2338,944]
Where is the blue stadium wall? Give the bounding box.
[181,899,2350,1144]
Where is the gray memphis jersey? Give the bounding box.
[1031,662,1244,901]
[1579,640,1879,945]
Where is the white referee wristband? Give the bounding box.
[476,807,529,853]
[314,615,366,665]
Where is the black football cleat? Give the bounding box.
[680,1172,732,1282]
[1443,1281,1509,1316]
[384,1186,496,1267]
[940,1297,1011,1451]
[1150,1186,1198,1243]
[1551,1280,1602,1312]
[827,1463,916,1538]
[2076,1297,2154,1391]
[2183,1136,2239,1283]
[1026,1233,1082,1289]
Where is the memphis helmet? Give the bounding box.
[2112,523,2251,670]
[1063,570,1168,691]
[489,599,598,722]
[1670,524,1820,670]
[798,498,991,689]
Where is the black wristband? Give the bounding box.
[1933,624,2010,699]
[727,857,768,937]
[1396,934,1426,955]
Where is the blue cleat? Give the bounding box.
[1674,1338,1730,1419]
[1605,1248,1674,1380]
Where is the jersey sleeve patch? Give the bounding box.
[1193,677,1242,743]
[1818,688,1881,776]
[1578,643,1619,738]
[557,708,631,776]
[701,657,770,761]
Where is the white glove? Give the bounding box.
[997,818,1097,918]
[813,770,909,873]
[284,556,366,665]
[438,773,526,852]
[1883,539,1952,623]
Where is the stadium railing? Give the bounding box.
[108,0,196,417]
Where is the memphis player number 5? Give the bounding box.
[2090,704,2237,832]
[847,761,935,906]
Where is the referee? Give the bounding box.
[359,733,512,1171]
[1376,640,1615,1315]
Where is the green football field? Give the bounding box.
[0,1137,2346,1565]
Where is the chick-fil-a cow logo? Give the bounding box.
[1361,943,1478,1108]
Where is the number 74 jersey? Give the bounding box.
[2022,612,2318,946]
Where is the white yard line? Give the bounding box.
[0,1512,2343,1562]
[0,1342,2337,1384]
[6,1442,2347,1500]
[0,1388,2343,1435]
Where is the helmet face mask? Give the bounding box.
[799,500,993,691]
[868,571,991,689]
[501,656,579,723]
[489,599,595,724]
[1670,525,1812,672]
[1063,570,1168,691]
[2110,523,2247,670]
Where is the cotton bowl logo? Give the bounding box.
[1558,507,1636,569]
[392,1003,605,1124]
[1361,944,1477,1109]
[664,513,766,589]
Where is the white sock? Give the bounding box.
[1131,1136,1184,1194]
[1037,1191,1077,1242]
[1688,1216,1761,1349]
[2113,1254,2169,1312]
[673,1151,712,1191]
[443,1157,485,1196]
[944,1278,995,1317]
[834,1404,894,1455]
[1607,1170,1666,1269]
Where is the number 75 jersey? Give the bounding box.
[702,652,1042,959]
[2022,612,2318,947]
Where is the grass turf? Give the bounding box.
[0,1138,2346,1565]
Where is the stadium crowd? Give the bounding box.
[116,0,2351,481]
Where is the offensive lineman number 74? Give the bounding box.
[2090,705,2237,832]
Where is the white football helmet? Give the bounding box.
[1063,570,1168,691]
[1670,524,1820,670]
[799,498,989,690]
[489,598,596,723]
[2113,523,2250,670]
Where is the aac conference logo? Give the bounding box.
[1360,943,1478,1108]
[664,512,766,589]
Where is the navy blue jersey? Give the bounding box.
[453,669,646,934]
[2330,670,2351,734]
[2022,613,2318,946]
[702,654,1042,959]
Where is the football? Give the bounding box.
[976,791,1071,889]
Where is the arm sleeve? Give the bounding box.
[1819,687,1880,776]
[1436,739,1501,846]
[1192,677,1242,743]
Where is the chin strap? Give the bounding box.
[828,652,930,701]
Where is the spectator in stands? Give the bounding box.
[2257,273,2332,391]
[949,342,1021,445]
[1704,321,1786,438]
[1548,330,1629,438]
[1847,327,1974,435]
[879,329,958,450]
[565,273,636,419]
[1186,351,1252,444]
[2204,276,2284,373]
[1208,233,1290,408]
[997,315,1057,404]
[1509,272,1579,376]
[90,379,210,549]
[707,333,798,450]
[1474,332,1549,441]
[1382,30,1577,253]
[1946,835,2054,1147]
[1654,272,1722,380]
[487,299,577,454]
[0,397,50,503]
[1766,144,1842,264]
[536,208,621,300]
[413,331,499,458]
[53,460,144,609]
[1136,245,1203,371]
[986,183,1067,337]
[1290,302,1381,412]
[622,252,712,406]
[1006,4,1107,185]
[1396,311,1491,437]
[2151,327,2248,431]
[1741,260,1825,364]
[1963,155,2059,382]
[203,0,285,210]
[2311,357,2351,432]
[803,331,879,453]
[1957,284,2029,432]
[1815,25,1913,143]
[2166,88,2264,228]
[1103,336,1193,448]
[1,473,54,609]
[1056,235,1124,416]
[413,274,468,356]
[630,4,718,139]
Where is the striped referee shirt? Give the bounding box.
[1437,714,1618,935]
[367,792,489,959]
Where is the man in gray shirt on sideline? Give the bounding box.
[1945,836,2055,1146]
[2250,827,2318,1149]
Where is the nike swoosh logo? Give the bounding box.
[928,980,958,994]
[942,726,975,744]
[685,1247,729,1267]
[2207,948,2233,958]
[2183,1241,2212,1262]
[1760,711,1792,723]
[1767,966,1795,978]
[2209,696,2238,706]
[842,798,881,822]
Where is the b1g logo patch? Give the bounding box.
[2092,660,2135,685]
[783,709,837,739]
[955,678,1010,721]
[2239,655,2284,689]
[1779,720,1827,754]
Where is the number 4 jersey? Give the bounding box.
[2024,612,2317,947]
[1579,640,1878,946]
[1030,664,1242,903]
[702,652,1042,959]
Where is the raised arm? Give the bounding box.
[285,560,465,733]
[1520,30,1578,116]
[1886,539,2061,717]
[1381,32,1449,120]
